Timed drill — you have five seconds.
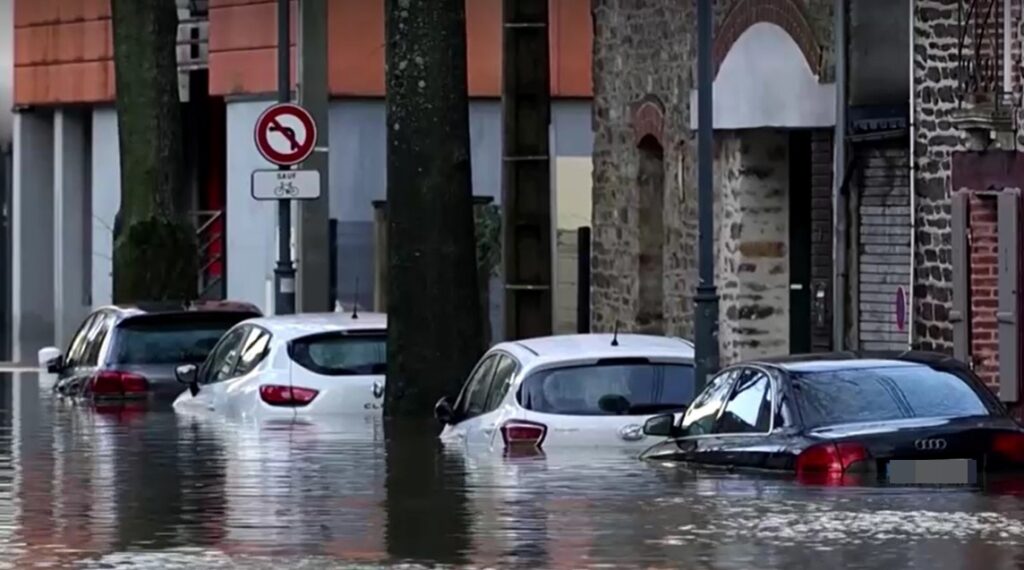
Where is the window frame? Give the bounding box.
[198,325,251,385]
[82,312,115,367]
[232,325,274,378]
[286,329,387,377]
[710,367,775,436]
[64,313,99,369]
[483,352,521,413]
[452,352,501,422]
[678,368,739,436]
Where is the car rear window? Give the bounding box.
[517,360,695,416]
[792,365,993,428]
[288,331,386,376]
[109,313,254,365]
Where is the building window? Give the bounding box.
[637,135,665,332]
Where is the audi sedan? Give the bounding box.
[641,351,1024,485]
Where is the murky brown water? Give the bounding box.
[3,371,1024,568]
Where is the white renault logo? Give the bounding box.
[914,438,947,451]
[372,381,384,399]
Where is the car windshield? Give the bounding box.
[109,315,250,365]
[289,332,387,376]
[518,361,695,416]
[792,365,993,428]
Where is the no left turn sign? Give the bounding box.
[254,103,318,166]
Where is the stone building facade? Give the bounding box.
[591,0,1024,408]
[591,0,838,363]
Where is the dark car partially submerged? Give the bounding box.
[641,351,1024,485]
[45,301,262,403]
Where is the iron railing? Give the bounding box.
[957,0,1005,106]
[195,210,225,301]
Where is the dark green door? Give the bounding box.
[789,131,812,354]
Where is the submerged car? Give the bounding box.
[435,333,696,453]
[43,301,262,403]
[641,351,1024,485]
[173,312,387,419]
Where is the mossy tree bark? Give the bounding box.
[383,0,484,417]
[110,0,198,303]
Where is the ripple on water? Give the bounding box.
[0,372,1024,568]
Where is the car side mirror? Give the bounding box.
[643,414,678,437]
[434,396,456,425]
[175,364,198,386]
[38,347,64,374]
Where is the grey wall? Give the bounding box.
[849,0,910,106]
[91,107,121,307]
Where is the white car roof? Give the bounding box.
[243,311,387,342]
[494,333,695,370]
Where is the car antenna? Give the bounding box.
[351,278,360,319]
[611,321,620,347]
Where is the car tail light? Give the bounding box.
[796,442,870,474]
[259,385,319,407]
[500,420,547,448]
[89,371,148,397]
[992,432,1024,463]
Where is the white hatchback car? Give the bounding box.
[435,333,696,453]
[173,312,387,419]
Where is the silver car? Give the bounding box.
[44,301,262,403]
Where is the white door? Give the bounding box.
[285,330,387,415]
[176,325,250,413]
[441,353,503,447]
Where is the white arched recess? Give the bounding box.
[689,22,836,129]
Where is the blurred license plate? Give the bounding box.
[886,458,977,485]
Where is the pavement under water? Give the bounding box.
[1,371,1024,569]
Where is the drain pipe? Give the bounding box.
[832,0,848,350]
[908,0,916,349]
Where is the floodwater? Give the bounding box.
[3,372,1024,569]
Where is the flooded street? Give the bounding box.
[2,372,1024,568]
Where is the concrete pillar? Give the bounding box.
[53,109,90,348]
[11,111,55,363]
[90,107,121,307]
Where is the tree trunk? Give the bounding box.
[110,0,197,303]
[383,0,483,417]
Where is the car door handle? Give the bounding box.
[482,426,495,436]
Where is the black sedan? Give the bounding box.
[641,351,1024,485]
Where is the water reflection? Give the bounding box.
[1,372,1024,568]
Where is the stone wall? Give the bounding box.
[716,130,791,363]
[591,0,836,340]
[912,0,963,353]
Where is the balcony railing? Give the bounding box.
[957,0,1004,106]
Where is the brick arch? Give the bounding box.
[713,0,822,79]
[631,96,666,147]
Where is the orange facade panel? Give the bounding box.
[14,0,114,105]
[14,0,109,26]
[211,0,592,98]
[15,0,592,104]
[15,61,115,105]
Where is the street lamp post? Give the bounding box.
[275,0,296,315]
[694,0,720,391]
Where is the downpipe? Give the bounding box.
[908,0,916,349]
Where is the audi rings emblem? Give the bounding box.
[914,438,947,451]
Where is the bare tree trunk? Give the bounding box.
[110,0,197,303]
[383,0,483,417]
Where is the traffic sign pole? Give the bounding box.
[275,0,296,316]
